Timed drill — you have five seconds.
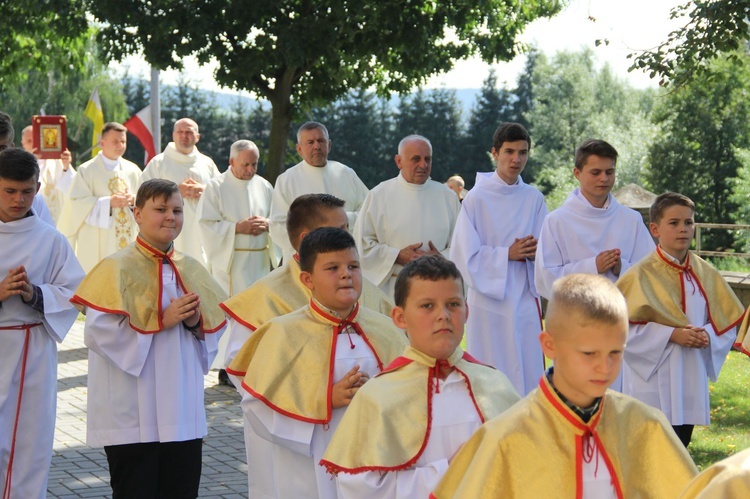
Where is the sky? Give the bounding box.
[116,0,686,94]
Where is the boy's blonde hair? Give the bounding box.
[546,274,627,330]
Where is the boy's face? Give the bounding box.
[294,207,349,251]
[650,205,695,261]
[133,192,184,252]
[491,140,529,185]
[300,247,362,317]
[392,277,467,360]
[540,314,626,408]
[0,176,39,223]
[573,155,616,207]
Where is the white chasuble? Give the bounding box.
[58,153,141,273]
[354,174,460,298]
[38,158,75,226]
[535,188,654,299]
[450,172,548,395]
[141,142,220,266]
[0,215,84,499]
[269,160,369,263]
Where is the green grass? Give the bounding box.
[689,350,750,470]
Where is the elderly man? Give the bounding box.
[269,121,369,263]
[21,125,75,225]
[353,135,461,298]
[141,118,220,266]
[58,122,142,272]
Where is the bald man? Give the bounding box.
[141,118,220,266]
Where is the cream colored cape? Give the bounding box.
[228,301,407,423]
[320,346,519,474]
[431,376,698,498]
[71,236,227,333]
[617,247,745,337]
[220,254,393,331]
[680,448,750,498]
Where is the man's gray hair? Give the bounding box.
[230,139,259,159]
[398,134,432,156]
[296,121,329,144]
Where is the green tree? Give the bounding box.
[86,0,564,182]
[463,69,516,184]
[648,52,750,249]
[629,0,750,87]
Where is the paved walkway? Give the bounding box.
[49,319,248,498]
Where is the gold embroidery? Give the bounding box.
[108,175,134,249]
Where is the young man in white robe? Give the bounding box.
[198,139,277,380]
[141,118,220,267]
[269,121,369,263]
[58,122,142,273]
[616,192,744,447]
[535,139,654,299]
[354,135,461,299]
[450,123,548,395]
[321,256,519,498]
[0,148,84,499]
[228,227,406,499]
[21,125,75,225]
[72,179,227,498]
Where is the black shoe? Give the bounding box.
[218,369,231,386]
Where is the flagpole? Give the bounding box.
[150,67,161,156]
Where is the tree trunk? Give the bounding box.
[265,69,299,184]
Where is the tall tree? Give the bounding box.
[463,70,516,185]
[629,0,750,87]
[648,52,750,248]
[86,0,564,182]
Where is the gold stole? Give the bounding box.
[320,346,519,474]
[71,236,227,333]
[107,175,135,249]
[617,247,744,334]
[432,376,697,498]
[228,301,407,423]
[220,254,394,331]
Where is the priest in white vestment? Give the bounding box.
[354,135,460,298]
[269,121,369,263]
[535,139,654,299]
[141,118,220,266]
[58,122,142,273]
[450,123,548,395]
[198,139,278,372]
[21,125,75,225]
[0,147,85,499]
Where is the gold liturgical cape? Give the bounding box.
[228,301,407,423]
[432,376,697,499]
[679,448,750,499]
[617,248,744,336]
[320,346,519,474]
[220,254,394,331]
[71,236,228,333]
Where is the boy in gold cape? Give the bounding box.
[228,227,407,499]
[616,192,745,447]
[320,255,519,498]
[680,447,750,498]
[432,274,697,498]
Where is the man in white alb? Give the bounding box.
[21,125,75,226]
[269,121,369,263]
[58,122,142,273]
[354,135,460,298]
[141,118,220,266]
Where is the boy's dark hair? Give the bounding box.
[102,122,127,135]
[287,193,346,249]
[394,255,464,307]
[574,139,618,170]
[493,122,531,150]
[298,227,356,273]
[0,148,40,182]
[650,192,695,224]
[136,178,180,208]
[0,111,14,145]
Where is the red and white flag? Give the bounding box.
[123,105,157,165]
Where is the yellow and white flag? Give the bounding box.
[84,87,104,158]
